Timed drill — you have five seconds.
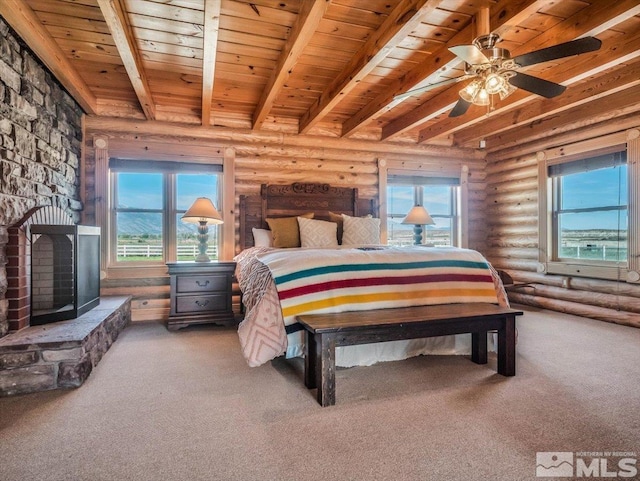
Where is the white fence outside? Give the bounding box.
[117,245,218,258]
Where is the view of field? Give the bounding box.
[116,219,627,263]
[558,229,627,261]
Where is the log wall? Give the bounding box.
[485,121,640,329]
[84,117,487,322]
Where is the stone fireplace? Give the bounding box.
[0,205,130,397]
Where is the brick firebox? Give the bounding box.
[5,206,74,332]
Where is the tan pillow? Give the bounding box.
[266,213,314,248]
[298,217,339,248]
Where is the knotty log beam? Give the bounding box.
[485,87,640,151]
[506,270,640,299]
[487,259,537,272]
[507,292,640,328]
[488,113,640,160]
[299,0,440,134]
[252,0,330,129]
[97,0,156,120]
[201,0,222,126]
[509,283,640,313]
[84,116,484,160]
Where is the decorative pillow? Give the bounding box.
[265,213,314,248]
[252,228,273,247]
[298,217,339,248]
[341,213,380,245]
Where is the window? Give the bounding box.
[538,129,640,281]
[109,160,221,266]
[387,176,460,247]
[550,152,627,264]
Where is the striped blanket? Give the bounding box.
[235,246,507,366]
[257,245,499,339]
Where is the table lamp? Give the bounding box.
[181,197,223,262]
[401,204,435,245]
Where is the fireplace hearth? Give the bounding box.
[0,208,130,397]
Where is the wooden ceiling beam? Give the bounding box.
[97,0,155,120]
[298,0,441,134]
[252,0,330,130]
[201,0,222,126]
[341,0,552,138]
[484,83,640,152]
[0,0,97,114]
[415,0,640,144]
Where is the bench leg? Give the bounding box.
[316,333,336,407]
[304,330,316,389]
[471,330,488,365]
[497,315,516,376]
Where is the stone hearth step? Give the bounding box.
[0,296,131,396]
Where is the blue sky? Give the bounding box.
[117,173,219,210]
[560,165,627,230]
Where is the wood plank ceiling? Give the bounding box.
[2,0,640,151]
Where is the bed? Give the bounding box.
[235,183,509,368]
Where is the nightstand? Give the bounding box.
[166,261,237,331]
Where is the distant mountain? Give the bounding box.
[117,214,196,236]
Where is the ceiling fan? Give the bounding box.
[395,34,602,117]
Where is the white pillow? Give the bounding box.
[252,228,273,247]
[297,217,339,248]
[341,214,380,245]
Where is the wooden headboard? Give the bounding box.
[239,183,376,250]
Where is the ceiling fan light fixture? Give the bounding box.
[459,79,482,103]
[474,87,490,106]
[484,72,506,94]
[460,79,490,106]
[498,82,517,100]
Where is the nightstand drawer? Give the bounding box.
[176,275,227,293]
[175,294,228,314]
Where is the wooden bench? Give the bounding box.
[296,303,523,406]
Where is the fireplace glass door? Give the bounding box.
[30,225,101,325]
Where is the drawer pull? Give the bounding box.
[196,280,210,287]
[195,300,210,307]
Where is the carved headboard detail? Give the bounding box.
[238,182,376,251]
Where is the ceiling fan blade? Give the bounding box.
[508,72,566,98]
[512,37,602,67]
[449,98,472,117]
[449,44,490,65]
[393,76,467,101]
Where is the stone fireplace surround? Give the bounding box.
[0,206,131,396]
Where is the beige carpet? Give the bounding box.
[1,305,639,481]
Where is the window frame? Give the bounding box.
[108,166,222,267]
[378,159,469,248]
[92,138,235,280]
[537,129,640,282]
[386,182,461,247]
